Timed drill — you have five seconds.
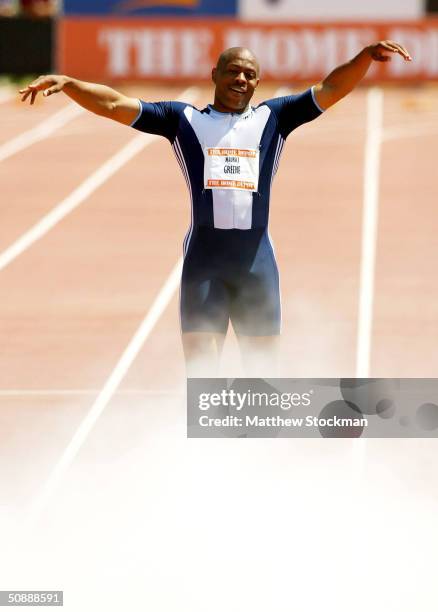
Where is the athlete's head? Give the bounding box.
[212,47,260,114]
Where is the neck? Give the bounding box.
[211,98,249,114]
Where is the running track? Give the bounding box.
[0,83,437,612]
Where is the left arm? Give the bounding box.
[313,41,412,110]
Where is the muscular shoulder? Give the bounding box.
[131,100,196,141]
[259,87,324,138]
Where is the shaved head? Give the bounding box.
[212,46,260,113]
[216,47,260,77]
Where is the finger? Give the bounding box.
[30,90,37,105]
[390,43,411,58]
[397,45,412,60]
[21,90,31,102]
[43,86,60,97]
[384,41,412,60]
[24,79,43,91]
[26,76,53,92]
[378,41,396,52]
[18,84,35,94]
[379,40,401,53]
[32,79,51,91]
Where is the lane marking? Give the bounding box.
[27,258,183,524]
[0,103,85,163]
[0,87,198,273]
[353,88,383,482]
[356,88,383,379]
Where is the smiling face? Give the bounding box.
[212,47,260,114]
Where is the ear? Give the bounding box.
[212,67,217,84]
[255,78,260,89]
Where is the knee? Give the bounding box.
[182,333,224,377]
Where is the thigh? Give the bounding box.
[180,259,230,335]
[230,248,281,337]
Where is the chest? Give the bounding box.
[184,105,272,150]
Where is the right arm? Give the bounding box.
[19,75,140,126]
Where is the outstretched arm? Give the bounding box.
[313,41,412,110]
[19,75,139,125]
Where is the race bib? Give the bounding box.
[204,147,260,192]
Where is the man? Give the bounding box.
[20,41,411,377]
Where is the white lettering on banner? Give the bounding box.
[98,24,438,80]
[388,29,423,76]
[300,29,331,74]
[225,27,380,77]
[133,31,154,75]
[158,30,177,76]
[225,29,264,63]
[134,30,178,76]
[342,28,377,59]
[266,31,301,76]
[181,30,213,76]
[99,27,213,77]
[388,28,438,77]
[99,29,132,77]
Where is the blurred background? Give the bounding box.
[1,0,438,82]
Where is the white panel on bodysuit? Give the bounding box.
[184,105,271,230]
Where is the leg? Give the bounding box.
[237,334,280,377]
[182,332,226,377]
[180,267,230,377]
[230,231,282,378]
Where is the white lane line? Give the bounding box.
[0,87,198,273]
[356,88,383,379]
[0,389,181,396]
[352,88,383,482]
[26,257,183,524]
[0,103,85,163]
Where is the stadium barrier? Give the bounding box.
[59,19,438,82]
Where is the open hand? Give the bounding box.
[19,75,68,105]
[369,41,412,62]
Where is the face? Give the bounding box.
[212,52,260,114]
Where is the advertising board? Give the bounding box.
[59,20,438,82]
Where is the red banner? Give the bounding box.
[58,19,438,82]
